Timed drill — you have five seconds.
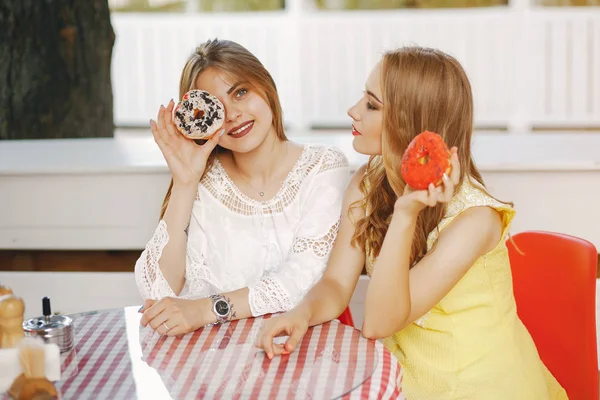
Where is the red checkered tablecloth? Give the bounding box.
[8,307,404,399]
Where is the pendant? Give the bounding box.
[259,192,264,197]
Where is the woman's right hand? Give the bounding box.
[150,100,223,187]
[255,307,311,359]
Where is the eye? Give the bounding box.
[366,101,376,110]
[235,88,248,98]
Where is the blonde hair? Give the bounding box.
[159,39,288,219]
[351,46,511,265]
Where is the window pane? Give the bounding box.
[536,0,599,6]
[314,0,507,9]
[196,0,285,11]
[109,0,186,12]
[109,0,285,12]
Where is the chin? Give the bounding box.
[227,130,269,154]
[352,137,380,156]
[227,141,260,154]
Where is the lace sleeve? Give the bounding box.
[134,217,217,300]
[248,147,350,316]
[134,220,179,299]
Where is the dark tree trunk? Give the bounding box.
[0,0,115,140]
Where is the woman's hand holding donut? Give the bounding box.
[394,147,460,217]
[150,100,223,187]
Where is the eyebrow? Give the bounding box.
[366,89,383,104]
[227,81,248,95]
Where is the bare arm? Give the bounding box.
[255,166,369,357]
[134,101,221,299]
[157,184,197,295]
[362,205,503,339]
[256,149,504,358]
[361,147,504,338]
[296,167,367,327]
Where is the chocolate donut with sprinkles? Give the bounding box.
[173,90,225,140]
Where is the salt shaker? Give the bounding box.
[23,297,74,353]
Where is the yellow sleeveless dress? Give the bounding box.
[365,179,568,399]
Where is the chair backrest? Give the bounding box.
[337,307,355,327]
[507,230,598,400]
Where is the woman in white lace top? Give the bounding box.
[135,39,350,336]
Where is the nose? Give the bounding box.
[224,102,242,123]
[347,101,361,121]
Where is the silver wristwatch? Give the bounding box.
[209,294,232,324]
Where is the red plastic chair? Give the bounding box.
[337,306,355,327]
[507,231,598,400]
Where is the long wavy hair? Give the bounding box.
[351,46,511,265]
[159,39,287,219]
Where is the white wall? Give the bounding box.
[0,272,141,319]
[2,131,600,250]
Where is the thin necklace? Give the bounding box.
[233,144,288,197]
[238,174,271,197]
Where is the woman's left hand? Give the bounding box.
[394,147,460,217]
[139,297,212,336]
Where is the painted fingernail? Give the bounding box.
[267,352,273,359]
[282,351,290,355]
[138,306,144,313]
[219,128,226,136]
[443,173,449,180]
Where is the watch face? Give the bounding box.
[215,299,230,316]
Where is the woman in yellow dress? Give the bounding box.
[256,45,568,399]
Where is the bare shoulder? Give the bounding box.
[438,205,504,255]
[346,164,367,198]
[462,206,503,232]
[340,164,368,222]
[350,164,368,187]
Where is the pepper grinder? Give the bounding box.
[0,289,25,348]
[23,297,74,353]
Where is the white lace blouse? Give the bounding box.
[134,144,350,316]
